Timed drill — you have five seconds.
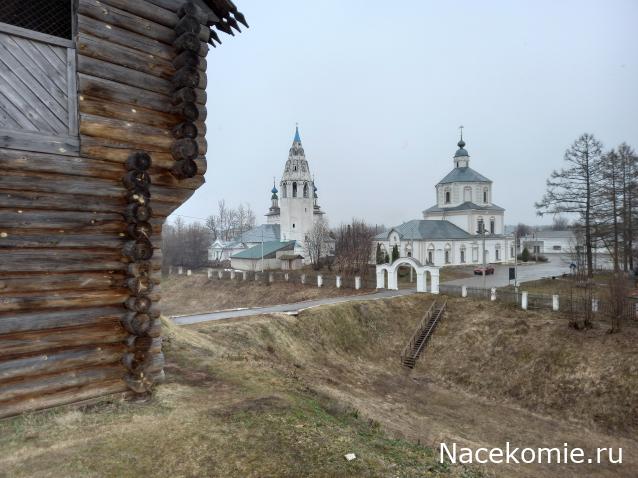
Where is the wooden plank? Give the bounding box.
[11,36,67,89]
[0,91,24,131]
[145,0,216,24]
[0,232,127,249]
[36,42,67,81]
[0,345,126,382]
[0,45,68,130]
[0,130,79,156]
[67,49,79,136]
[0,188,128,214]
[0,33,68,110]
[0,21,75,49]
[0,69,54,133]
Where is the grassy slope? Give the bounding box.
[422,299,638,436]
[1,295,636,477]
[0,297,475,478]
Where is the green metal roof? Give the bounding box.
[231,240,295,260]
[374,220,472,241]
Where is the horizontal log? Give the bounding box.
[80,135,206,171]
[0,272,127,294]
[123,239,154,261]
[0,209,124,230]
[171,159,198,179]
[78,55,172,96]
[80,113,173,150]
[0,364,124,403]
[126,152,152,171]
[77,32,174,80]
[0,289,129,314]
[0,188,173,218]
[175,15,201,36]
[146,0,217,24]
[0,344,125,382]
[0,233,128,249]
[0,249,127,273]
[0,378,128,419]
[99,0,209,41]
[0,322,127,359]
[0,306,125,336]
[0,148,122,179]
[78,74,206,114]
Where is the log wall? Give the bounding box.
[0,0,212,417]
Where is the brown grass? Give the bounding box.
[159,274,371,316]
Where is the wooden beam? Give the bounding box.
[0,22,74,49]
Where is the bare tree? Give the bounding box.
[514,223,532,237]
[304,217,331,270]
[205,200,256,242]
[551,216,570,230]
[595,149,623,271]
[617,143,637,271]
[536,133,604,278]
[162,218,212,270]
[606,272,629,334]
[334,219,376,277]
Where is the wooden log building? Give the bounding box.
[0,0,246,417]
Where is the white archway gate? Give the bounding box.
[376,257,439,294]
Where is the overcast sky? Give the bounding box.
[171,0,638,228]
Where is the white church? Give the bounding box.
[375,134,515,267]
[209,127,328,271]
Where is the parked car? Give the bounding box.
[474,266,495,275]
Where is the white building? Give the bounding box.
[375,134,514,267]
[521,230,577,255]
[219,127,328,271]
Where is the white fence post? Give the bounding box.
[242,271,247,281]
[269,272,274,283]
[336,276,342,288]
[592,298,599,313]
[301,274,306,285]
[187,269,192,276]
[317,275,323,288]
[230,270,236,280]
[461,285,467,298]
[490,288,496,301]
[169,266,173,275]
[178,266,183,275]
[521,291,528,310]
[207,268,212,279]
[284,273,289,282]
[552,294,559,311]
[218,270,223,279]
[355,276,361,290]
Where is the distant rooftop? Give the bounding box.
[424,201,505,214]
[375,220,472,241]
[231,240,295,260]
[438,166,491,185]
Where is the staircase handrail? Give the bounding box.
[412,299,447,361]
[401,301,436,363]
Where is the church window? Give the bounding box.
[428,251,433,263]
[460,247,466,263]
[294,165,297,172]
[490,217,495,234]
[292,182,297,197]
[293,223,295,228]
[463,186,472,202]
[483,188,488,203]
[303,183,309,198]
[444,244,451,264]
[445,190,451,204]
[472,246,479,262]
[477,218,485,234]
[495,245,501,261]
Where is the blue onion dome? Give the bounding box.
[271,185,278,194]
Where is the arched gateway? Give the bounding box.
[376,257,440,293]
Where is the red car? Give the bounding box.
[474,266,495,275]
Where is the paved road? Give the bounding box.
[172,257,574,325]
[443,254,572,288]
[172,288,417,325]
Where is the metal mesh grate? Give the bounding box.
[0,0,72,39]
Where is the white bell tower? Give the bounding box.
[279,126,316,242]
